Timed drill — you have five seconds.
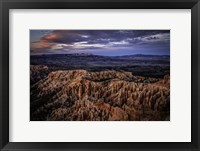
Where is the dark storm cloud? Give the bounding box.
[30,30,170,55]
[40,30,169,44]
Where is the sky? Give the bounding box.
[30,30,170,56]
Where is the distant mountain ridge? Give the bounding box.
[30,53,170,80]
[31,53,169,57]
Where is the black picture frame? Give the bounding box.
[0,0,199,150]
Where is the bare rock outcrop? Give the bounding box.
[30,69,170,121]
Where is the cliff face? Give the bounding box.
[30,69,170,121]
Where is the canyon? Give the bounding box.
[31,65,170,121]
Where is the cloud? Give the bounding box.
[51,44,72,50]
[41,33,59,41]
[31,40,53,53]
[30,30,170,54]
[133,33,170,42]
[81,35,89,38]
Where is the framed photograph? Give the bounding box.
[0,0,199,150]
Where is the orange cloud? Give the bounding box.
[31,40,52,50]
[42,33,59,41]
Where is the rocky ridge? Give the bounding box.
[31,68,170,121]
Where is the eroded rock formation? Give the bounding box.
[30,68,170,121]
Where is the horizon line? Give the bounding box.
[30,53,170,57]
